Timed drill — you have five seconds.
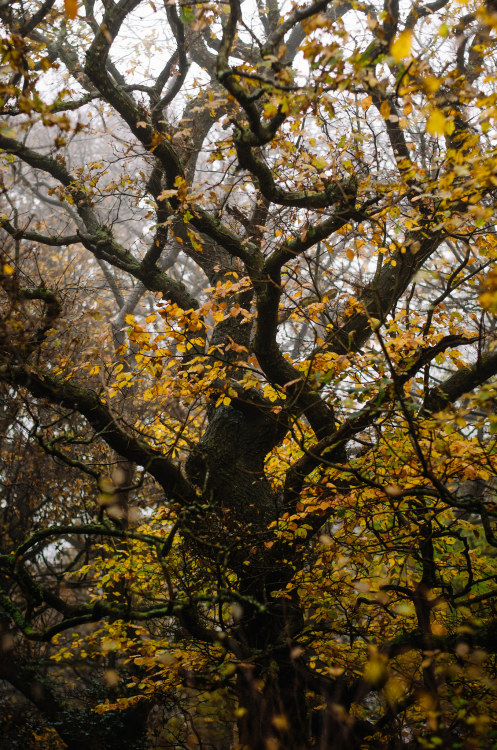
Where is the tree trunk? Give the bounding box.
[185,398,286,552]
[236,647,309,750]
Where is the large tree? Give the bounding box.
[2,0,497,747]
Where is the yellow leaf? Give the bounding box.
[364,656,387,685]
[346,248,354,261]
[423,75,441,94]
[384,677,406,706]
[426,109,446,136]
[2,263,14,275]
[390,31,412,63]
[264,102,278,119]
[64,0,79,19]
[312,156,327,171]
[380,100,391,119]
[361,95,372,111]
[272,714,290,730]
[157,189,177,201]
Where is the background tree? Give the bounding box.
[2,0,497,748]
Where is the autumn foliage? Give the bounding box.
[2,0,497,748]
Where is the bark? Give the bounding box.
[186,396,286,539]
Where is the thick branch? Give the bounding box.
[251,264,337,439]
[0,365,197,505]
[326,230,444,354]
[421,349,497,415]
[234,133,358,209]
[0,218,79,247]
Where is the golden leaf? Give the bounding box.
[380,100,391,119]
[423,75,441,94]
[64,0,79,19]
[390,31,412,62]
[361,95,373,111]
[272,714,290,730]
[364,656,387,685]
[426,109,446,136]
[312,156,327,171]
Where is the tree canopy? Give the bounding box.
[2,0,497,747]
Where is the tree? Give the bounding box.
[2,0,497,747]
